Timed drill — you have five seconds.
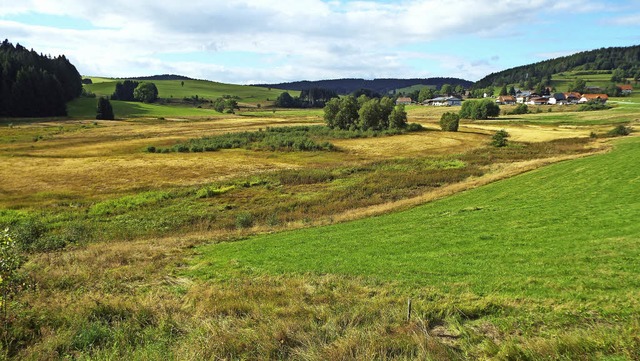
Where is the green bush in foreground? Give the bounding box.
[1,229,25,329]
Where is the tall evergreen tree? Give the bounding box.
[0,40,78,117]
[96,97,115,120]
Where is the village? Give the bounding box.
[395,84,634,107]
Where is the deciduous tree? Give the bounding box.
[133,82,159,103]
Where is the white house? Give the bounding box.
[527,97,549,106]
[424,96,462,106]
[548,93,567,105]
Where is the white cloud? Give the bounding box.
[0,0,620,83]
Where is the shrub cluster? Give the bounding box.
[459,99,500,120]
[578,100,612,112]
[324,96,407,131]
[148,125,425,154]
[149,126,335,153]
[508,103,529,115]
[606,125,633,137]
[491,129,510,147]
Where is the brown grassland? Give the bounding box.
[0,102,636,360]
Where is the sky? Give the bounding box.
[1,0,639,85]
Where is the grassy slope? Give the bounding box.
[70,78,302,119]
[191,136,640,320]
[67,97,228,118]
[83,78,299,102]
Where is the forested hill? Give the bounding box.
[256,77,473,95]
[0,39,82,117]
[474,45,640,89]
[129,74,193,81]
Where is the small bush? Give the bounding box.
[146,146,156,153]
[606,125,632,137]
[406,123,424,132]
[508,103,529,115]
[491,129,510,147]
[439,112,460,132]
[196,185,235,199]
[235,213,254,229]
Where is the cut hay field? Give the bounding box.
[0,98,638,360]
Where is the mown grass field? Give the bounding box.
[0,92,638,359]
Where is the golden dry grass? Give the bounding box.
[0,115,492,208]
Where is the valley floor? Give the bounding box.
[0,103,638,360]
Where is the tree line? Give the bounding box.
[0,39,82,117]
[275,87,339,108]
[111,80,158,103]
[473,45,640,90]
[256,77,473,95]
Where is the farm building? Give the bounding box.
[564,92,581,104]
[548,93,567,105]
[527,97,549,105]
[619,84,633,95]
[424,96,462,106]
[496,95,516,105]
[579,94,608,104]
[396,97,412,105]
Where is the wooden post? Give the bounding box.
[407,298,412,321]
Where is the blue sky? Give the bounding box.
[1,0,639,84]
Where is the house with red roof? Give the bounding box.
[618,84,633,95]
[496,95,516,105]
[579,94,609,104]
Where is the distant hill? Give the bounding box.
[474,45,640,89]
[255,78,473,95]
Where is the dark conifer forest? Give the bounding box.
[473,45,640,89]
[0,39,82,117]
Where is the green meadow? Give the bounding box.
[83,77,299,103]
[188,136,640,358]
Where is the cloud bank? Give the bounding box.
[0,0,633,83]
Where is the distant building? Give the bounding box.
[579,94,608,104]
[619,84,633,95]
[548,93,567,105]
[396,97,412,105]
[584,86,602,93]
[424,96,462,106]
[527,97,549,106]
[564,92,582,104]
[496,95,516,105]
